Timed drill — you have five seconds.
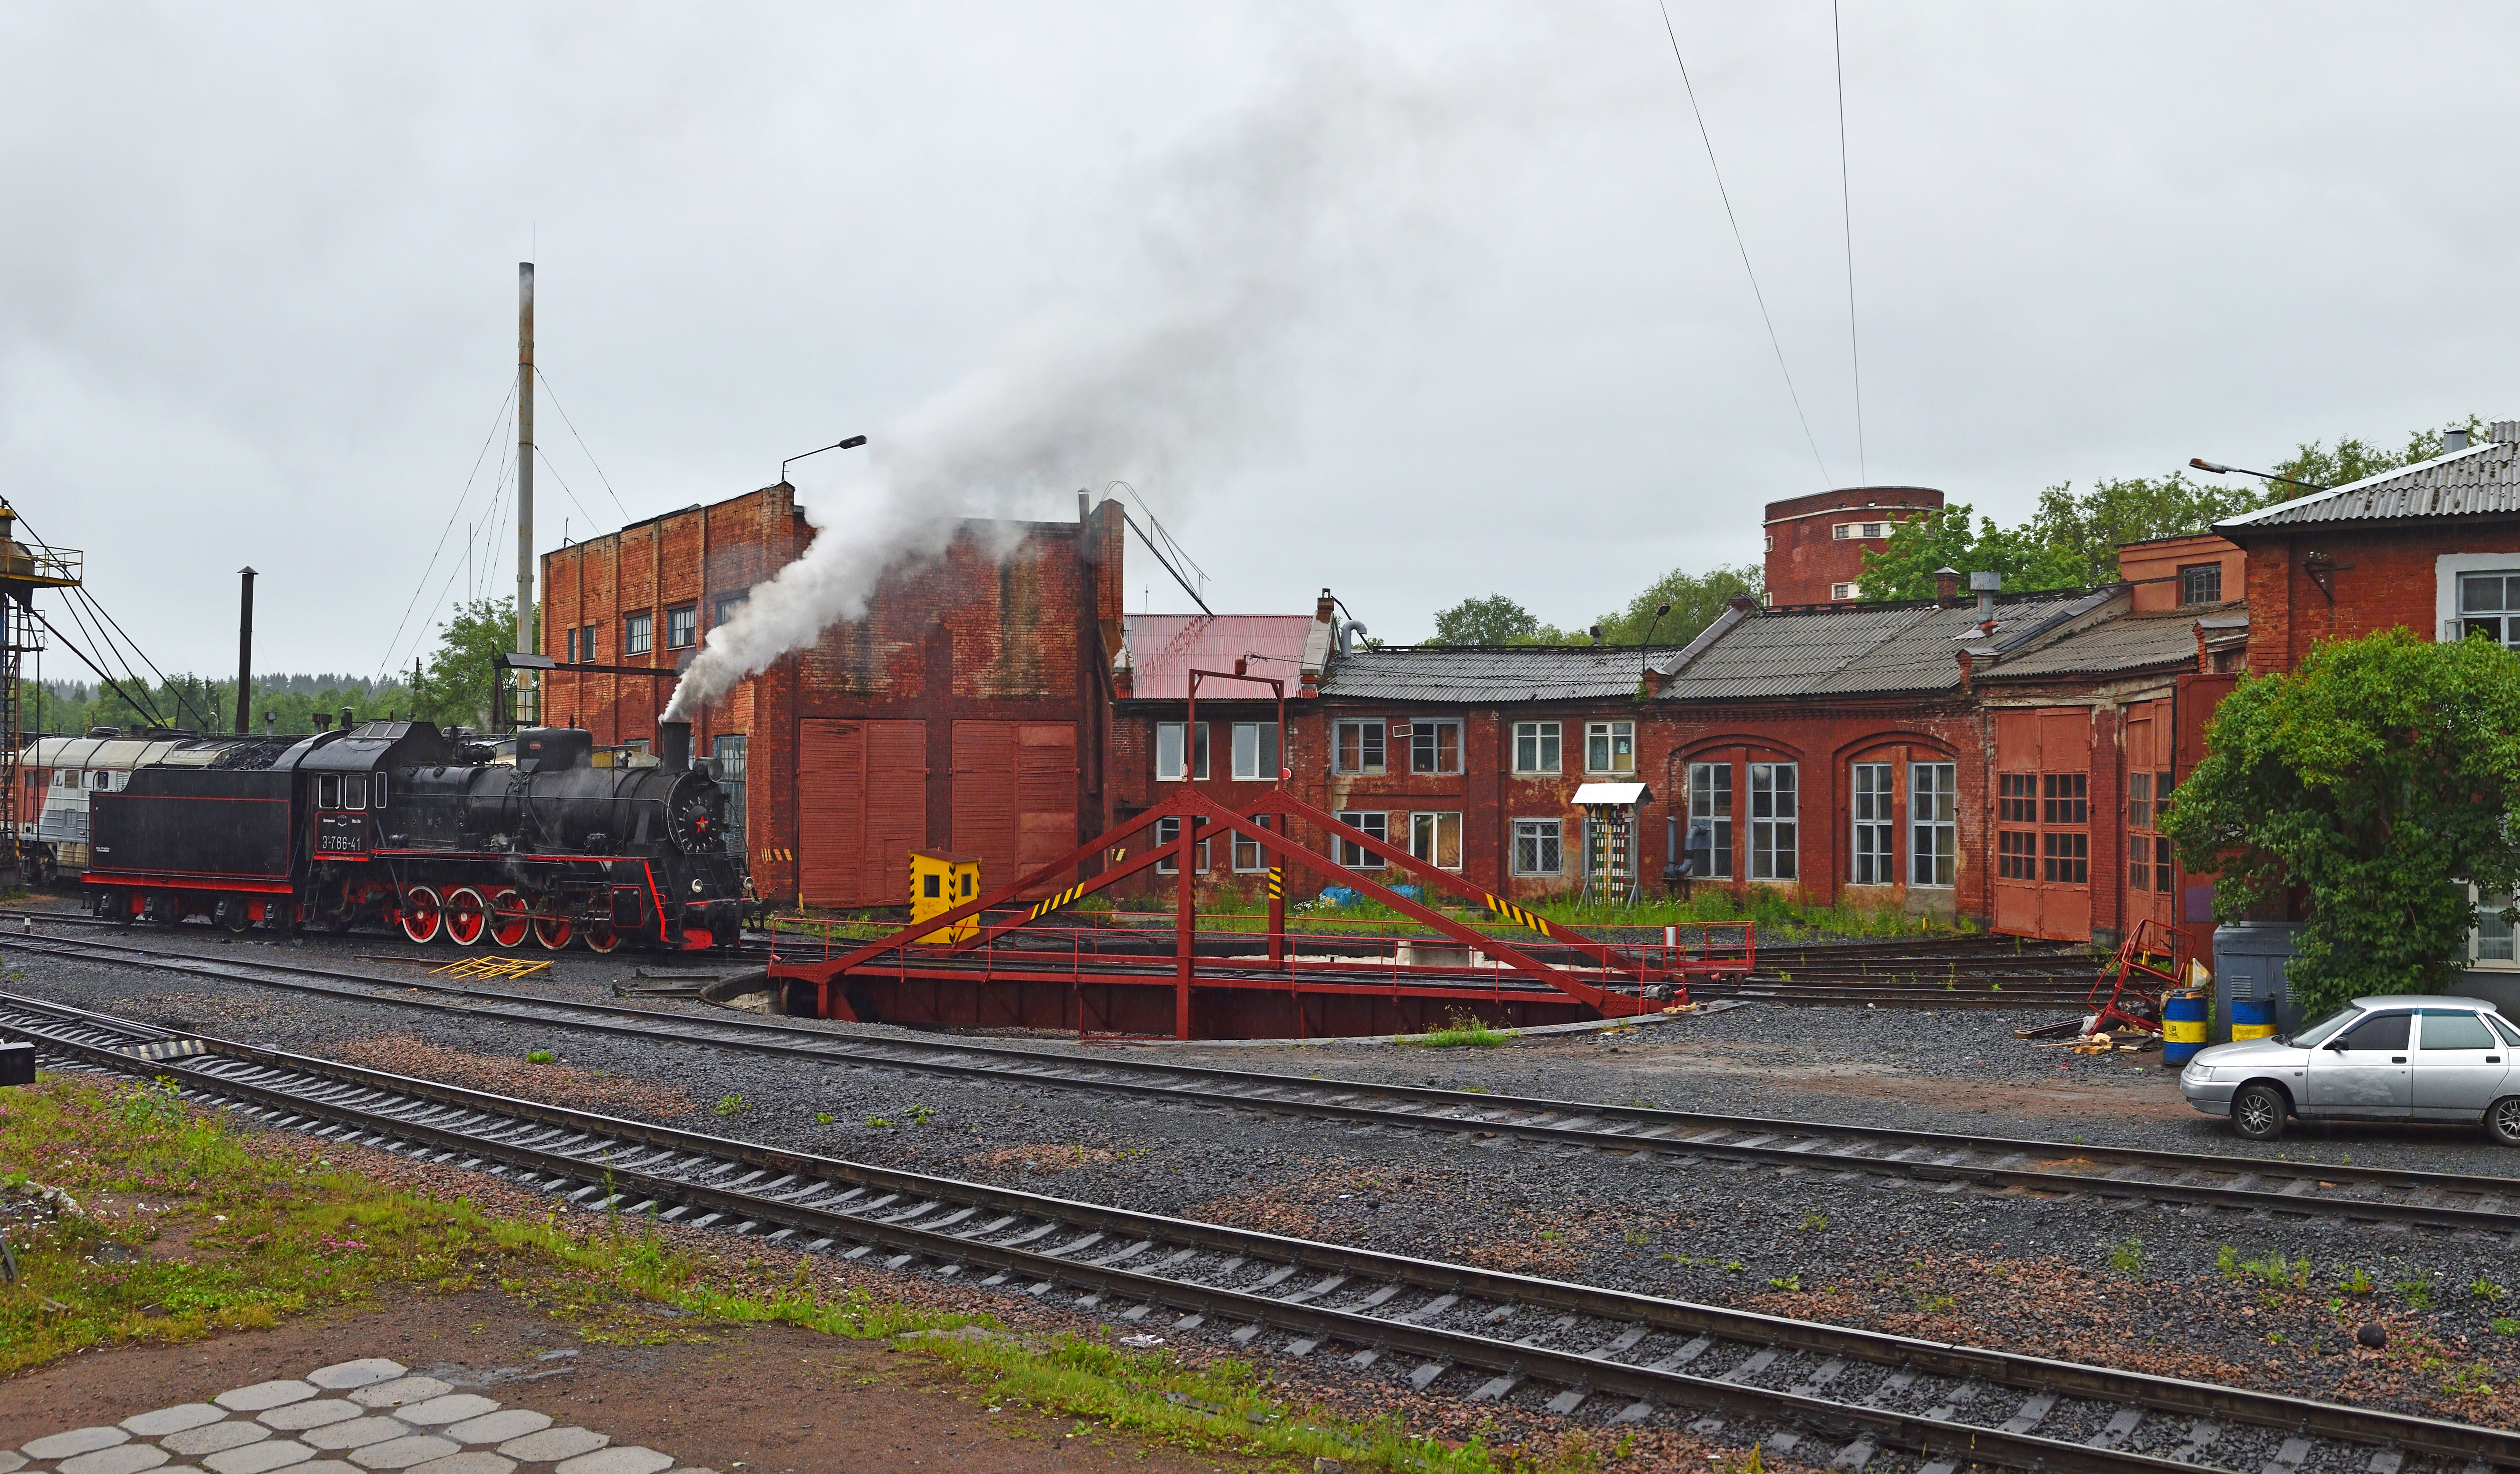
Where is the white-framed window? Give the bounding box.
[1231,722,1280,781]
[1851,762,1893,885]
[1513,818,1563,876]
[2465,883,2518,968]
[1410,812,1463,870]
[713,591,750,626]
[1749,762,1797,880]
[1156,722,1210,781]
[666,604,699,650]
[1334,719,1386,774]
[344,774,368,810]
[1232,813,1273,873]
[1585,720,1634,774]
[1407,720,1462,775]
[1830,583,1856,601]
[318,774,340,809]
[55,769,80,789]
[372,774,389,810]
[1334,810,1388,868]
[2460,573,2520,649]
[1910,761,1957,887]
[1688,761,1732,879]
[1154,815,1210,874]
[1513,721,1561,775]
[2179,564,2223,606]
[1831,521,1888,541]
[624,610,653,656]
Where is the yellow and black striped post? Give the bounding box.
[1266,866,1286,965]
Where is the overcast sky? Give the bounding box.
[4,3,2512,678]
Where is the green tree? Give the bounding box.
[1431,594,1552,646]
[1859,418,2482,602]
[1855,503,2089,602]
[413,596,535,728]
[2160,629,2520,1014]
[1592,562,1763,646]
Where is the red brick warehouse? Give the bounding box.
[539,487,1128,909]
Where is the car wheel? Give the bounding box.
[2488,1096,2520,1147]
[2232,1083,2288,1141]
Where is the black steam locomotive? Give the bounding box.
[85,718,750,952]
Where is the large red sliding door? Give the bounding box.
[1990,707,2092,942]
[951,720,1079,896]
[798,719,927,907]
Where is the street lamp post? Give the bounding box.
[2189,458,2329,494]
[782,435,869,484]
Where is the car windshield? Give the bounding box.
[2290,1005,2362,1048]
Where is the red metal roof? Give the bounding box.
[1122,614,1317,701]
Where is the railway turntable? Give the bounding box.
[768,782,1750,1040]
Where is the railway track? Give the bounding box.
[7,988,2515,1474]
[15,928,2520,1235]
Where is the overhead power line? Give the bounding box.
[1654,0,1834,488]
[534,366,633,523]
[1833,0,1867,485]
[378,384,516,682]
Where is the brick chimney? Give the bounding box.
[1316,587,1336,625]
[1935,567,1961,607]
[1727,593,1759,613]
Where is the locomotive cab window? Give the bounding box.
[372,774,388,810]
[344,774,367,811]
[318,775,340,809]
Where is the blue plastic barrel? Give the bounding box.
[2163,990,2209,1065]
[2229,997,2277,1042]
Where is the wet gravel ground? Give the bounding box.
[13,918,2520,1437]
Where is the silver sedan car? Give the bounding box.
[2179,995,2520,1143]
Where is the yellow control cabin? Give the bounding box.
[910,850,981,944]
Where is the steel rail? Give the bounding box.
[7,989,2516,1474]
[15,929,2520,1235]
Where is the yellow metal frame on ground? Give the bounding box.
[430,956,554,981]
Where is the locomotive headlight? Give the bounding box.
[691,878,703,894]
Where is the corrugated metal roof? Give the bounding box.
[1654,591,2106,701]
[1121,614,1320,701]
[1316,645,1677,703]
[1980,607,2234,680]
[2220,433,2520,529]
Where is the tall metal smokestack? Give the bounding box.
[657,720,692,774]
[234,566,256,734]
[516,261,536,724]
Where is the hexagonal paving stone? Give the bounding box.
[440,1412,548,1447]
[123,1406,227,1437]
[260,1403,362,1434]
[24,1428,131,1460]
[202,1442,314,1474]
[163,1423,269,1457]
[405,1455,513,1474]
[57,1445,170,1474]
[393,1399,499,1430]
[303,1420,415,1453]
[215,1384,318,1414]
[348,1381,453,1412]
[305,1361,406,1392]
[551,1449,672,1474]
[291,1464,362,1474]
[492,1429,606,1464]
[0,1453,24,1474]
[346,1437,460,1471]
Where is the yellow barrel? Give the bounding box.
[2163,989,2208,1064]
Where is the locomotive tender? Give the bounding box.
[86,718,749,952]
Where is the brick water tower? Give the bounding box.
[1762,487,1945,606]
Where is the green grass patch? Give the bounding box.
[3,1073,1599,1472]
[1395,1012,1511,1049]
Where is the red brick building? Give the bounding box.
[539,487,1126,909]
[1110,574,2249,945]
[1763,486,1944,606]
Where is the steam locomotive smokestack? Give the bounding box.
[657,720,692,774]
[234,567,256,735]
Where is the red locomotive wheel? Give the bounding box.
[531,899,574,951]
[443,887,489,947]
[400,886,443,945]
[581,920,620,954]
[487,888,532,950]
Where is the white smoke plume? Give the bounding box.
[662,41,1493,722]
